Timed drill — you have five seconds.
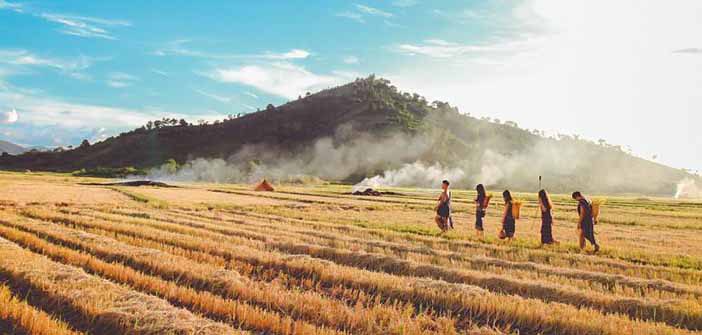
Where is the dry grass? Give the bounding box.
[0,235,242,335]
[0,181,128,205]
[67,205,702,327]
[0,283,82,335]
[104,206,702,328]
[0,214,451,335]
[18,206,694,334]
[124,186,299,207]
[1,172,701,334]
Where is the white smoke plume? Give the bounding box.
[475,140,584,189]
[675,178,702,199]
[142,129,433,184]
[137,124,692,195]
[352,162,465,192]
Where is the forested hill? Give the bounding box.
[0,76,694,195]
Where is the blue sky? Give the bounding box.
[0,0,701,172]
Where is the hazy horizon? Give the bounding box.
[0,0,700,173]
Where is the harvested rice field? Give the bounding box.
[1,172,701,334]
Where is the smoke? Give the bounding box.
[147,158,246,183]
[675,178,702,199]
[138,123,693,195]
[143,128,433,184]
[475,141,584,188]
[352,162,465,192]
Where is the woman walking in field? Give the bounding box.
[572,191,600,253]
[538,189,558,245]
[434,180,452,233]
[475,184,488,237]
[498,190,516,241]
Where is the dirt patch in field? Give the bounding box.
[125,187,299,207]
[0,182,131,205]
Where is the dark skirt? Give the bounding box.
[475,210,485,231]
[503,217,515,238]
[541,212,554,244]
[582,220,597,245]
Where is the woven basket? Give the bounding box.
[591,199,606,221]
[512,200,522,219]
[484,194,493,208]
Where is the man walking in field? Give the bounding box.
[572,191,600,253]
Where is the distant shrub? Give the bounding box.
[72,166,147,178]
[162,159,179,174]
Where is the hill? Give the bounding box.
[0,76,695,195]
[0,140,26,155]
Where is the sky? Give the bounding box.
[0,0,700,172]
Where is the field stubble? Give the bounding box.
[0,173,700,334]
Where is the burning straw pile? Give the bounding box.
[351,188,402,196]
[353,188,383,196]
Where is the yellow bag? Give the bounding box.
[511,200,522,219]
[484,194,493,208]
[591,199,606,223]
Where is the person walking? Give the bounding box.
[499,190,516,241]
[435,180,452,233]
[538,189,558,245]
[475,184,488,237]
[572,191,600,252]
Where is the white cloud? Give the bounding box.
[0,0,22,12]
[343,56,360,64]
[0,91,148,128]
[154,40,311,61]
[0,49,94,73]
[150,69,169,77]
[204,62,347,99]
[194,89,231,103]
[0,83,224,130]
[1,108,18,124]
[243,91,259,99]
[89,127,109,143]
[106,72,138,88]
[40,13,131,40]
[106,81,128,88]
[389,0,702,171]
[338,4,393,23]
[263,49,311,60]
[0,49,97,81]
[151,39,204,57]
[0,82,230,147]
[393,39,534,58]
[432,8,491,24]
[336,11,365,23]
[354,4,393,18]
